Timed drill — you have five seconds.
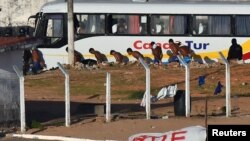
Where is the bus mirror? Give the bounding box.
[28,15,37,29]
[28,15,37,21]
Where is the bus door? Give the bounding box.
[36,14,66,48]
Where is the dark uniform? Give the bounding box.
[227,38,243,61]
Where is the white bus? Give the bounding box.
[32,0,250,69]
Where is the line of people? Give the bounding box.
[67,43,164,66]
[64,38,243,67]
[22,38,243,75]
[126,38,192,65]
[67,38,190,67]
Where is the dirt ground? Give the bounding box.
[21,62,250,140]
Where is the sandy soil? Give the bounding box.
[21,63,250,140]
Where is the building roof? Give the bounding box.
[0,37,42,53]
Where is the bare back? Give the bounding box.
[169,43,191,57]
[152,46,163,61]
[132,51,144,60]
[179,45,191,57]
[94,51,107,63]
[113,52,124,63]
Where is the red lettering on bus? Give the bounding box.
[156,43,161,48]
[171,131,187,141]
[134,40,143,49]
[133,40,170,50]
[163,43,170,49]
[143,42,151,49]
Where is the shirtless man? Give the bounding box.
[168,39,190,57]
[31,47,45,74]
[89,48,108,64]
[151,41,163,65]
[127,48,144,64]
[66,47,84,63]
[110,50,127,64]
[169,39,191,63]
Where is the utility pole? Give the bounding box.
[67,0,74,65]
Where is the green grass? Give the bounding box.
[24,64,250,100]
[71,84,105,95]
[30,120,43,129]
[127,90,145,99]
[26,79,56,87]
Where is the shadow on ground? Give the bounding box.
[26,100,174,126]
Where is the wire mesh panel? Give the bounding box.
[0,72,20,126]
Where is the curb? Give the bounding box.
[12,134,117,141]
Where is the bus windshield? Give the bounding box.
[36,14,64,45]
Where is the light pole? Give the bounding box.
[67,0,75,65]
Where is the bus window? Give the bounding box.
[45,15,64,43]
[76,14,105,34]
[109,14,147,35]
[151,15,188,35]
[192,16,207,35]
[46,19,63,37]
[193,15,231,35]
[235,15,250,36]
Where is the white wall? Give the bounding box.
[0,0,57,26]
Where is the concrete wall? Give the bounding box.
[0,50,23,125]
[0,0,57,26]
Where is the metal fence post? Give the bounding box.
[13,65,26,133]
[57,63,71,127]
[218,52,231,117]
[106,72,111,122]
[177,56,190,117]
[139,57,151,119]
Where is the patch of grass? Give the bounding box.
[49,122,64,127]
[232,93,250,97]
[112,90,131,95]
[31,120,43,129]
[127,90,145,99]
[25,64,250,101]
[26,79,56,87]
[71,84,105,95]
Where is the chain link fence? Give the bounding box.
[0,72,19,127]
